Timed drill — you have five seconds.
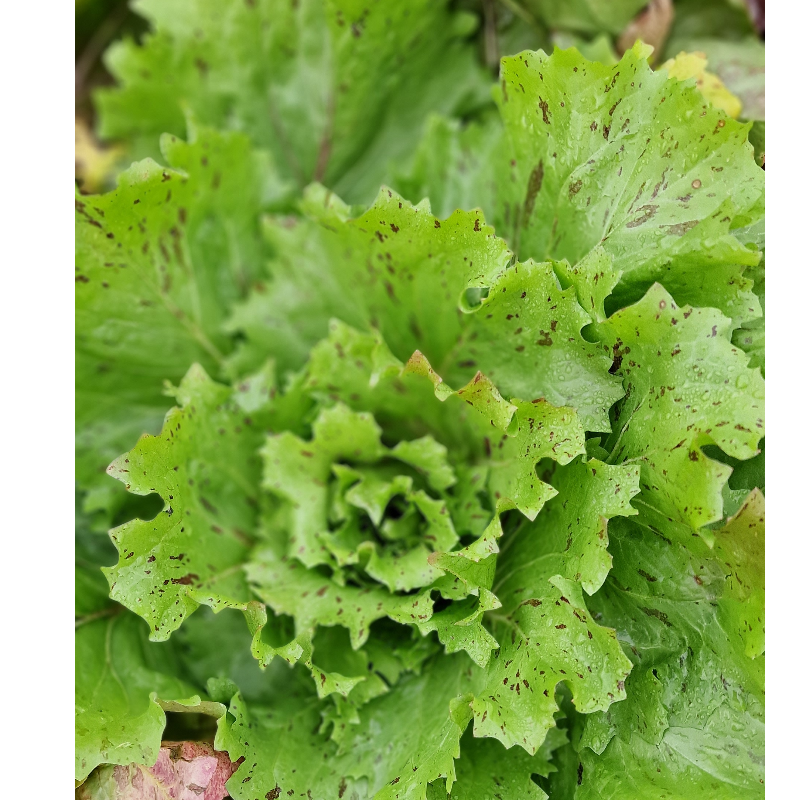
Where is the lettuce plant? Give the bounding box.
[76,4,765,798]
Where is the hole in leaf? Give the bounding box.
[384,496,408,520]
[432,595,452,614]
[162,712,217,743]
[459,285,490,312]
[111,492,164,526]
[535,457,557,484]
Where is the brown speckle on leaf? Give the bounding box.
[538,96,551,124]
[523,160,544,224]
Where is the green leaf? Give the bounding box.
[299,319,460,455]
[446,722,570,799]
[665,0,757,47]
[572,500,765,798]
[430,734,553,800]
[712,489,765,659]
[728,441,765,499]
[312,625,399,715]
[431,515,504,597]
[593,512,765,693]
[531,0,651,36]
[747,120,765,167]
[391,112,505,231]
[104,364,263,639]
[551,246,622,327]
[391,437,457,493]
[548,730,581,800]
[76,124,279,513]
[261,403,386,568]
[76,564,116,619]
[261,397,462,576]
[402,351,519,433]
[237,604,373,705]
[230,186,624,435]
[338,653,480,800]
[75,612,204,782]
[447,465,493,540]
[732,257,765,376]
[245,542,435,650]
[251,329,591,668]
[417,592,501,669]
[76,8,768,794]
[488,399,586,519]
[172,604,288,706]
[297,320,493,471]
[596,284,764,536]
[216,654,482,800]
[494,457,641,600]
[216,681,368,800]
[580,666,669,755]
[227,185,512,377]
[397,44,764,326]
[417,512,503,668]
[435,455,636,757]
[79,524,135,601]
[472,575,632,755]
[445,259,624,432]
[578,695,765,799]
[551,32,620,66]
[404,352,587,520]
[498,44,763,312]
[96,0,490,204]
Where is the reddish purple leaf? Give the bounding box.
[76,741,241,800]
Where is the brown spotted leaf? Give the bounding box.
[574,497,765,798]
[76,124,281,520]
[395,43,764,327]
[104,365,262,640]
[226,184,512,378]
[596,283,764,538]
[95,0,491,204]
[472,576,631,755]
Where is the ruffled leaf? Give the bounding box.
[228,185,512,376]
[472,576,632,755]
[446,259,624,432]
[75,612,213,782]
[397,44,764,326]
[104,365,263,639]
[571,497,765,798]
[76,125,280,515]
[494,457,641,600]
[96,0,490,203]
[596,284,764,536]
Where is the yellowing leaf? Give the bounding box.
[75,117,126,194]
[660,51,743,119]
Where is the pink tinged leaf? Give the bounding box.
[77,741,241,800]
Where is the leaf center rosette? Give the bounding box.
[266,405,464,593]
[246,322,525,674]
[103,317,642,767]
